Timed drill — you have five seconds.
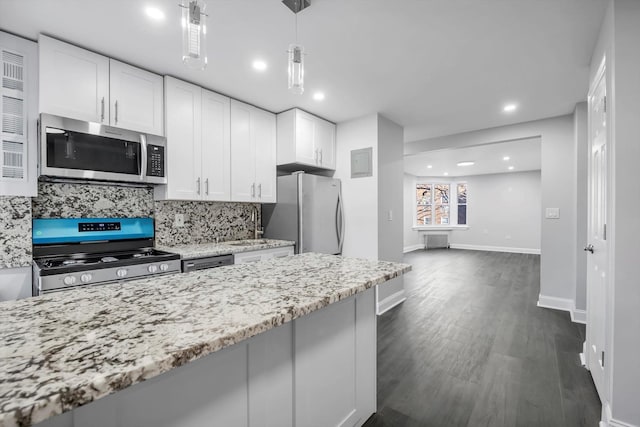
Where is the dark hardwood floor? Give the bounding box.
[364,249,601,427]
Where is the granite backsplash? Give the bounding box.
[0,196,32,268]
[31,181,260,247]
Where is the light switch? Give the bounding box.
[545,208,560,219]
[174,213,185,227]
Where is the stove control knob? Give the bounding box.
[80,274,92,283]
[116,269,128,278]
[159,263,169,272]
[148,265,158,273]
[63,275,76,286]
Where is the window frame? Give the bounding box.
[413,179,469,229]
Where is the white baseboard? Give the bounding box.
[537,294,574,312]
[571,307,587,324]
[603,402,639,427]
[377,290,406,315]
[403,244,424,253]
[449,243,540,255]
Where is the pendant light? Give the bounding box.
[180,0,208,70]
[283,0,310,94]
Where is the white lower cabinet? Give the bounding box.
[233,246,294,264]
[35,288,377,427]
[230,100,276,203]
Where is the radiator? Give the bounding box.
[424,233,449,249]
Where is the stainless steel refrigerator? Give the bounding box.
[263,172,344,255]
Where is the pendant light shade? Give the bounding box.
[181,0,208,70]
[288,44,305,94]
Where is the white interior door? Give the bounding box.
[586,63,608,402]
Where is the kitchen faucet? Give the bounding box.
[252,205,264,240]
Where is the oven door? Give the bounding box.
[39,113,148,183]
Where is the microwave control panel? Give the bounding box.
[147,145,165,177]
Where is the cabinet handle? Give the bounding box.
[114,100,118,125]
[100,97,105,122]
[251,183,255,198]
[205,178,209,195]
[319,148,323,165]
[315,148,319,164]
[197,177,201,195]
[258,183,262,198]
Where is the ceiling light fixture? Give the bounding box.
[503,104,517,113]
[312,91,325,101]
[457,161,475,167]
[145,6,165,21]
[179,0,208,70]
[427,165,432,169]
[503,156,510,161]
[508,166,514,170]
[443,172,449,176]
[283,0,310,94]
[252,60,267,71]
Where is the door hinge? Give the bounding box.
[603,223,607,240]
[601,351,605,368]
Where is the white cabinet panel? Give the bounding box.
[39,35,109,123]
[161,76,201,200]
[230,100,255,202]
[109,59,163,135]
[0,31,38,196]
[233,246,294,264]
[253,107,276,203]
[201,89,231,201]
[276,108,336,171]
[231,100,276,203]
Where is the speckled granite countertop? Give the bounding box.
[0,253,410,427]
[156,238,295,259]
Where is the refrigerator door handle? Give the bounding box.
[337,188,345,254]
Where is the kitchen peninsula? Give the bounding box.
[0,253,410,427]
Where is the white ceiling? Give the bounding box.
[0,0,607,142]
[404,138,541,177]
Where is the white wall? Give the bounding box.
[377,115,404,304]
[403,174,421,252]
[405,115,577,307]
[334,114,379,261]
[449,171,541,252]
[590,1,640,425]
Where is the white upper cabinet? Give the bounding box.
[0,31,38,197]
[277,108,336,171]
[201,88,231,201]
[39,35,109,124]
[156,77,231,202]
[157,76,202,200]
[39,35,164,135]
[231,100,276,203]
[109,59,163,135]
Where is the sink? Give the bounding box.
[226,239,270,246]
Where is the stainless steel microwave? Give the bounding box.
[39,113,167,184]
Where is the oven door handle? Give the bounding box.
[140,134,148,182]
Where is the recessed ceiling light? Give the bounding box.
[443,172,449,176]
[313,92,325,101]
[503,156,510,161]
[427,165,433,169]
[503,104,517,113]
[252,60,267,71]
[145,6,165,21]
[508,166,514,170]
[457,161,475,167]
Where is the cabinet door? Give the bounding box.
[164,77,202,200]
[109,59,163,135]
[39,35,109,123]
[294,109,317,166]
[230,100,255,202]
[316,119,336,170]
[201,89,230,201]
[253,108,276,203]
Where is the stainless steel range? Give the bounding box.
[32,217,180,295]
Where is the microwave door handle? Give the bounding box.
[140,135,147,181]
